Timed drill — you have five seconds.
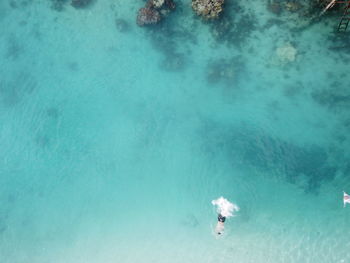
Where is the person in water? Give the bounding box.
[212,196,239,236]
[215,214,226,235]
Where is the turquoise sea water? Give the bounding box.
[1,0,350,262]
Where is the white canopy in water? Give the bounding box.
[212,196,239,218]
[344,191,350,208]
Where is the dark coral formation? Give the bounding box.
[192,0,225,19]
[210,14,256,48]
[200,123,337,193]
[312,88,350,110]
[115,19,130,33]
[160,52,186,71]
[136,0,176,27]
[267,1,303,15]
[328,33,350,54]
[148,22,195,72]
[137,7,161,26]
[46,107,60,119]
[206,57,244,86]
[264,0,346,32]
[8,0,33,9]
[141,1,195,72]
[205,1,256,48]
[50,0,68,11]
[285,1,303,12]
[5,36,22,60]
[0,72,36,107]
[49,0,93,10]
[267,1,282,15]
[71,0,94,8]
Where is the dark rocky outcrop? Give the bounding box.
[71,0,94,9]
[136,0,176,27]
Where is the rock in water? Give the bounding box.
[192,0,224,19]
[151,0,165,9]
[115,19,130,33]
[136,0,175,27]
[276,42,297,64]
[71,0,93,8]
[137,7,161,26]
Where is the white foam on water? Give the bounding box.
[212,196,239,218]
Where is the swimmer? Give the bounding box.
[215,214,226,235]
[212,196,239,236]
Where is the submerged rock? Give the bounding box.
[267,1,302,15]
[285,1,302,12]
[136,0,175,27]
[137,7,161,26]
[267,1,282,15]
[200,123,337,193]
[312,88,350,110]
[71,0,93,8]
[274,42,297,65]
[160,52,186,71]
[115,19,130,33]
[206,57,244,85]
[208,0,256,48]
[50,0,67,11]
[148,0,176,10]
[164,0,176,10]
[151,0,165,8]
[192,0,224,19]
[276,43,297,61]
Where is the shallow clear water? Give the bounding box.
[1,0,350,262]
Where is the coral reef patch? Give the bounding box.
[137,7,161,26]
[265,0,334,32]
[209,1,256,48]
[136,0,176,27]
[71,0,94,9]
[144,1,196,72]
[200,123,337,193]
[50,0,68,11]
[0,72,36,107]
[312,88,350,111]
[115,19,131,33]
[275,42,298,64]
[205,56,244,86]
[49,0,94,10]
[192,0,224,20]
